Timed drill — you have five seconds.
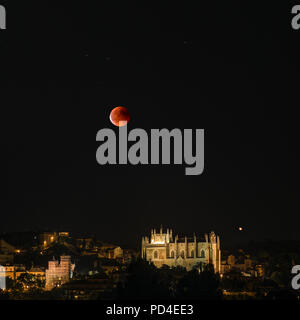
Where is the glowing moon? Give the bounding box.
[109,106,130,127]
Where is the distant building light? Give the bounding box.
[0,265,6,290]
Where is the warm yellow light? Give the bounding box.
[151,240,165,244]
[238,227,243,231]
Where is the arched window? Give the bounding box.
[201,250,205,258]
[190,250,194,258]
[180,251,185,258]
[170,251,174,258]
[154,251,158,259]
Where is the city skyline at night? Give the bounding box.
[1,0,300,305]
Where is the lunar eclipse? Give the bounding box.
[110,106,130,127]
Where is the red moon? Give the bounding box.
[109,106,130,127]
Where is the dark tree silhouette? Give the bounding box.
[176,264,222,300]
[117,258,171,299]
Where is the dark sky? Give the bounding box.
[1,1,299,248]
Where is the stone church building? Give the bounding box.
[141,227,221,273]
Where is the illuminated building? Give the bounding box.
[0,265,45,283]
[107,246,123,260]
[39,232,58,247]
[58,232,69,237]
[45,256,75,290]
[0,239,15,264]
[255,264,264,277]
[0,265,15,280]
[27,267,46,280]
[141,227,221,273]
[227,254,235,266]
[0,265,5,290]
[220,255,255,276]
[76,237,94,250]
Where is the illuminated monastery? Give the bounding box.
[141,227,221,272]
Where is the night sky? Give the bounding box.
[1,1,299,248]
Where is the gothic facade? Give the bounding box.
[141,227,221,273]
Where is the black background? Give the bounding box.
[1,1,299,248]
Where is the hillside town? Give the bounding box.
[0,230,299,300]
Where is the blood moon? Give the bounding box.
[109,106,130,127]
